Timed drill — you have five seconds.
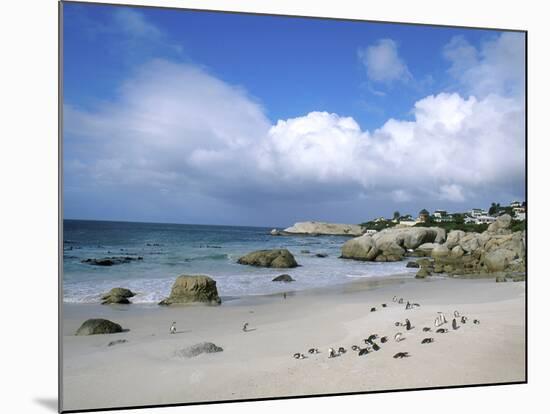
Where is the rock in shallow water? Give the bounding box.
[237,249,298,268]
[101,287,135,305]
[272,274,295,282]
[175,342,223,358]
[75,319,123,336]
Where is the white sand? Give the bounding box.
[61,276,525,411]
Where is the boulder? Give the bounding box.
[282,221,364,236]
[272,274,295,282]
[175,342,223,358]
[75,319,123,336]
[431,245,450,259]
[158,275,221,305]
[445,230,466,249]
[416,268,431,278]
[101,287,135,305]
[450,245,465,258]
[406,261,420,268]
[487,214,512,234]
[483,249,517,272]
[315,253,328,258]
[237,249,298,268]
[414,243,439,256]
[341,234,377,261]
[81,256,143,266]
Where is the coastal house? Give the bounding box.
[475,215,497,225]
[365,229,378,235]
[464,215,476,224]
[510,201,522,208]
[433,209,447,218]
[470,208,488,218]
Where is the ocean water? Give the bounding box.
[63,220,417,303]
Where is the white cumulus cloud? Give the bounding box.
[358,39,412,84]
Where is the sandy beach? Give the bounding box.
[61,275,525,411]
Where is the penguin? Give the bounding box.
[372,343,381,351]
[436,328,448,333]
[398,298,404,304]
[351,345,360,351]
[170,322,177,334]
[461,316,468,324]
[452,318,459,330]
[381,303,387,308]
[412,303,421,308]
[328,347,337,358]
[406,301,411,310]
[473,319,480,325]
[392,295,397,302]
[380,336,388,343]
[405,319,413,330]
[394,332,403,342]
[423,327,431,332]
[308,348,319,354]
[338,347,347,354]
[454,310,460,318]
[293,353,306,359]
[367,334,379,343]
[242,322,249,332]
[283,292,287,300]
[358,347,369,356]
[393,352,410,359]
[434,318,441,327]
[421,338,434,344]
[395,321,402,327]
[370,307,376,312]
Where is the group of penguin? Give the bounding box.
[292,295,481,361]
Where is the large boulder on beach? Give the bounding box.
[341,234,377,261]
[272,274,295,282]
[483,248,518,272]
[237,249,298,268]
[175,342,223,358]
[281,221,364,236]
[158,275,221,305]
[75,319,123,336]
[101,287,135,305]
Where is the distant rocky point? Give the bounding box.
[271,221,365,236]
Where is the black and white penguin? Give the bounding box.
[398,298,404,304]
[351,345,360,351]
[242,322,249,332]
[392,296,398,302]
[358,347,369,356]
[452,318,459,330]
[406,301,411,310]
[405,319,413,330]
[308,348,319,354]
[421,338,434,344]
[293,353,306,359]
[461,316,468,324]
[372,343,381,351]
[394,332,403,342]
[381,303,387,308]
[367,334,378,343]
[454,310,460,318]
[328,347,337,358]
[370,307,376,312]
[393,352,410,359]
[380,336,388,343]
[473,319,480,325]
[436,328,448,333]
[170,322,177,334]
[423,327,431,332]
[338,347,347,354]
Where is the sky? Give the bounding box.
[62,2,526,227]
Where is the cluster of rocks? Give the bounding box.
[340,215,525,280]
[175,342,223,358]
[101,287,136,304]
[75,318,123,336]
[341,227,446,262]
[81,256,143,266]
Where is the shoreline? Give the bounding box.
[62,275,525,411]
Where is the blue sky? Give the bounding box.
[63,2,526,227]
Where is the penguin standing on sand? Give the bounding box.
[405,319,413,330]
[394,332,403,342]
[170,322,176,334]
[328,347,337,358]
[242,322,249,332]
[452,318,459,330]
[454,310,461,318]
[461,316,468,324]
[380,336,388,343]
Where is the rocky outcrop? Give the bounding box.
[237,249,298,268]
[277,221,365,236]
[430,215,525,278]
[175,342,223,358]
[341,227,446,262]
[101,287,135,305]
[75,319,123,336]
[158,275,221,305]
[272,274,295,282]
[81,256,143,266]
